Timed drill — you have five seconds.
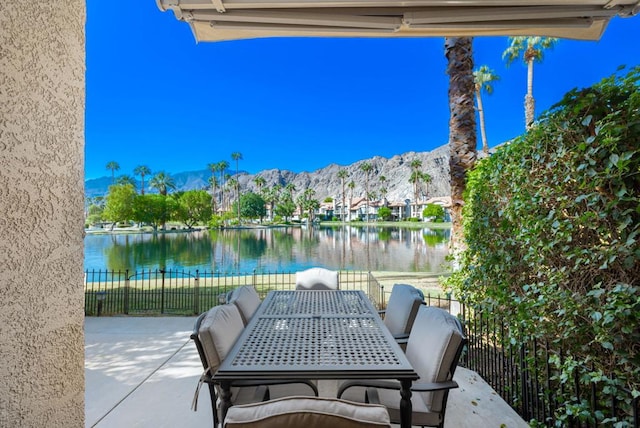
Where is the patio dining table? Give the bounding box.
[213,289,419,427]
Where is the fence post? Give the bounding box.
[124,270,130,315]
[520,343,531,421]
[160,269,166,314]
[194,270,200,315]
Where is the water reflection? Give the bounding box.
[84,225,450,273]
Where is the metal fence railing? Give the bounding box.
[456,302,638,428]
[84,269,382,316]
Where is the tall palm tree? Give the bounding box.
[378,175,387,203]
[253,176,266,194]
[208,174,219,214]
[231,152,243,224]
[503,36,558,129]
[149,171,176,196]
[218,161,229,210]
[473,65,500,154]
[337,169,349,222]
[409,159,423,217]
[264,184,281,221]
[360,162,373,223]
[207,162,221,213]
[106,161,120,185]
[445,37,477,251]
[133,165,151,195]
[421,172,432,200]
[347,181,355,222]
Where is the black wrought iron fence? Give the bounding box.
[84,269,382,316]
[456,304,638,428]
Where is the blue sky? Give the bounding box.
[85,2,640,180]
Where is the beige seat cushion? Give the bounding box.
[228,286,261,325]
[295,267,339,290]
[383,284,423,336]
[198,304,245,372]
[223,396,391,428]
[405,306,464,412]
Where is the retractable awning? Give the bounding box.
[157,0,639,42]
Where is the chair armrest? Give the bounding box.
[231,379,319,397]
[337,379,400,398]
[338,379,458,399]
[410,380,459,392]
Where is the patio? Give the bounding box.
[85,316,528,428]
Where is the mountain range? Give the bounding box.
[85,144,451,203]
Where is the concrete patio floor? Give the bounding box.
[85,316,529,428]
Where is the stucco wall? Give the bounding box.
[0,1,86,427]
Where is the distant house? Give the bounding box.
[411,196,452,221]
[388,199,410,221]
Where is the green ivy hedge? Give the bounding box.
[446,66,639,425]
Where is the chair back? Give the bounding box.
[197,304,245,373]
[295,267,339,290]
[223,396,391,428]
[383,284,424,337]
[405,306,466,413]
[228,285,262,325]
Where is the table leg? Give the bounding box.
[219,380,232,423]
[400,379,412,428]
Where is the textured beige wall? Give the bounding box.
[0,1,86,427]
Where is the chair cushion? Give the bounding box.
[383,284,423,336]
[228,286,261,325]
[295,267,339,290]
[223,396,391,428]
[405,306,464,412]
[198,304,245,372]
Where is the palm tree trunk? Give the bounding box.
[476,89,489,154]
[445,37,477,253]
[525,59,535,129]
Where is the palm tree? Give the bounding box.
[207,162,220,213]
[473,66,500,154]
[253,176,266,194]
[409,159,423,217]
[378,175,387,203]
[360,162,373,223]
[421,172,432,200]
[133,165,151,195]
[106,161,120,185]
[337,169,349,222]
[217,160,229,210]
[445,37,477,251]
[347,180,355,222]
[231,152,243,224]
[503,36,558,129]
[264,184,281,221]
[208,174,219,214]
[149,171,176,196]
[115,175,136,186]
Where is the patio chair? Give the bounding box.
[295,267,339,290]
[378,284,424,350]
[337,306,466,428]
[223,396,392,428]
[191,304,319,428]
[227,285,261,326]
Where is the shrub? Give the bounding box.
[446,66,639,424]
[422,203,445,222]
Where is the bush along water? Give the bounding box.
[446,66,639,426]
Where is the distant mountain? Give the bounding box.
[85,144,452,202]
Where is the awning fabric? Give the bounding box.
[157,0,639,42]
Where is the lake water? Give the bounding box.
[84,225,450,274]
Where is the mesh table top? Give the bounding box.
[217,290,417,377]
[262,290,372,317]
